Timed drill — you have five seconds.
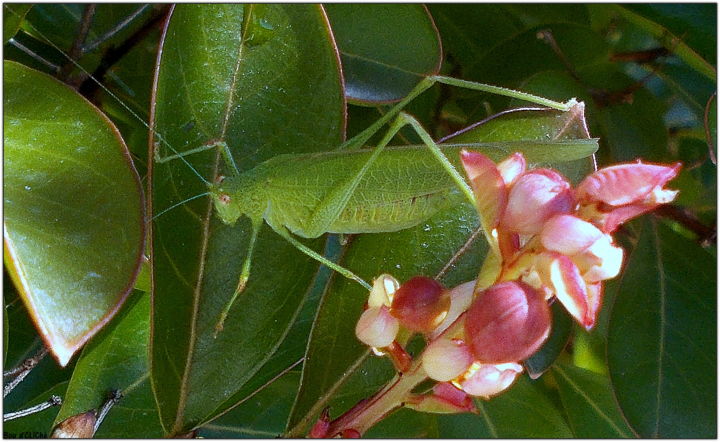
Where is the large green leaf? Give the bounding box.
[325,4,441,104]
[3,60,145,366]
[607,219,716,437]
[54,291,162,438]
[287,106,596,435]
[553,363,635,438]
[149,4,344,434]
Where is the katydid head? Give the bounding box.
[209,179,243,225]
[208,173,267,226]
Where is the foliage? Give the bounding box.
[3,4,716,438]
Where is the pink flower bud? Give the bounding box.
[458,362,523,398]
[355,306,399,348]
[308,408,331,438]
[541,215,603,255]
[576,161,680,232]
[368,274,399,308]
[423,338,474,382]
[501,169,574,235]
[391,276,450,333]
[464,281,551,363]
[460,150,507,232]
[577,162,681,206]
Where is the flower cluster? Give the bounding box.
[354,151,680,413]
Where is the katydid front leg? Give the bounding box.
[214,217,262,337]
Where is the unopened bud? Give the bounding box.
[52,411,96,438]
[355,306,399,348]
[390,277,449,333]
[422,338,473,382]
[465,281,551,363]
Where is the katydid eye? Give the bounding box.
[219,193,231,204]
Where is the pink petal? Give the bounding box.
[584,283,603,330]
[459,362,523,398]
[501,169,574,235]
[577,162,681,206]
[497,153,527,186]
[423,338,474,382]
[541,215,603,255]
[460,150,507,232]
[542,253,590,327]
[355,306,399,348]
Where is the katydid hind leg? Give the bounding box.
[213,219,262,337]
[267,219,372,290]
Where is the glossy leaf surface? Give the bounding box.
[54,291,162,438]
[4,61,145,366]
[149,4,344,434]
[553,363,634,438]
[607,219,716,437]
[325,4,441,104]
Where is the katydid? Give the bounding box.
[153,76,580,335]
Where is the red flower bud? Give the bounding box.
[465,281,551,363]
[391,276,450,333]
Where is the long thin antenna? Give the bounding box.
[11,11,211,186]
[151,192,212,221]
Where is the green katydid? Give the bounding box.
[152,75,587,335]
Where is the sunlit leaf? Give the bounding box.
[4,61,145,366]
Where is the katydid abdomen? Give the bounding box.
[212,145,469,238]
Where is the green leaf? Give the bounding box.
[287,105,596,435]
[3,60,145,366]
[54,291,162,438]
[437,376,573,438]
[149,4,344,434]
[553,363,635,438]
[325,4,441,104]
[199,371,301,438]
[607,219,717,437]
[3,4,32,42]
